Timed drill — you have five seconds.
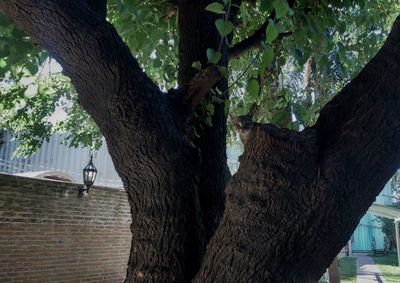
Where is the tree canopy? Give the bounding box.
[1,0,399,155]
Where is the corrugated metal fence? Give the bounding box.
[0,132,242,189]
[0,132,123,188]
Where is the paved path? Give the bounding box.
[356,254,386,283]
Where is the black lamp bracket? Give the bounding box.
[77,185,87,198]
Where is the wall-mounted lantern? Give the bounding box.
[78,155,97,198]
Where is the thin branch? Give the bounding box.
[228,0,295,60]
[229,20,269,60]
[229,23,292,60]
[226,49,261,92]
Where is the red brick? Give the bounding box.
[0,173,131,283]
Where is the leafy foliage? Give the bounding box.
[108,0,179,90]
[376,216,395,248]
[228,0,399,131]
[1,0,400,155]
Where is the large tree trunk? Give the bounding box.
[177,0,231,245]
[2,1,400,283]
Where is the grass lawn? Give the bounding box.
[319,257,357,283]
[371,253,400,283]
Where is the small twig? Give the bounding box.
[224,49,261,95]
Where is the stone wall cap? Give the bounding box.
[0,172,125,192]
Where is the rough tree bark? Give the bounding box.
[177,0,228,244]
[1,1,400,282]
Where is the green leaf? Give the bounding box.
[271,109,289,125]
[205,115,213,126]
[215,19,234,37]
[0,47,9,57]
[292,103,308,124]
[192,61,202,71]
[265,22,279,44]
[319,55,329,69]
[206,103,215,115]
[260,0,273,13]
[278,56,286,66]
[153,58,162,68]
[260,46,274,71]
[0,58,7,68]
[205,2,226,14]
[207,48,222,64]
[247,79,260,99]
[218,66,229,79]
[240,2,247,28]
[273,0,289,19]
[224,99,230,115]
[115,0,126,13]
[25,62,39,75]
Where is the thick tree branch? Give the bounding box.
[229,20,270,59]
[194,124,321,283]
[316,15,400,188]
[0,1,204,282]
[229,28,291,59]
[194,15,400,283]
[229,0,295,60]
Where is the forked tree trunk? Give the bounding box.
[193,126,322,282]
[2,1,400,283]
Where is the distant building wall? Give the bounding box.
[351,182,393,252]
[0,173,131,283]
[351,213,386,252]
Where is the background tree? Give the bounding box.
[376,216,396,249]
[391,170,400,207]
[1,0,400,282]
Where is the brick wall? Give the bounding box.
[0,173,132,283]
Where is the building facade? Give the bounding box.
[351,182,393,252]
